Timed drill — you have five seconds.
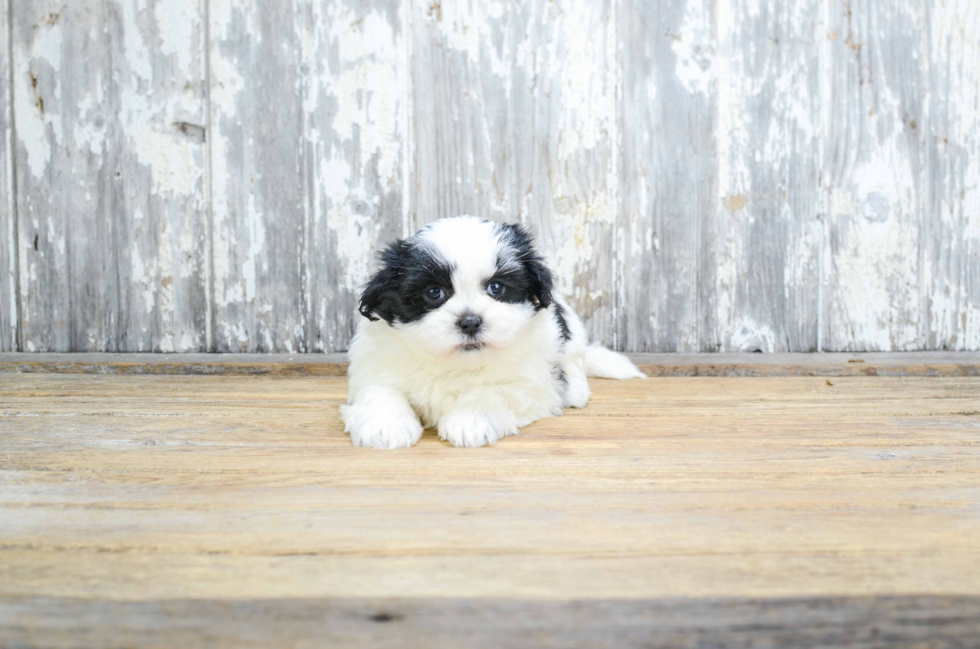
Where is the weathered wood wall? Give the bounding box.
[1,0,13,352]
[4,0,978,353]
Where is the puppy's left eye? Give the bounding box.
[487,282,505,297]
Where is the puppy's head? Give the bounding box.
[359,216,553,357]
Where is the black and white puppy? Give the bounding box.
[341,215,645,449]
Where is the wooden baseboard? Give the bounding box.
[0,351,978,377]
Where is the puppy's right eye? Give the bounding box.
[424,287,445,303]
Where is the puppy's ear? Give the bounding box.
[501,223,554,310]
[358,241,404,323]
[524,253,554,310]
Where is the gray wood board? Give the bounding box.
[209,0,405,353]
[705,0,823,353]
[822,0,925,351]
[306,0,406,353]
[13,0,102,352]
[0,0,13,351]
[12,0,209,353]
[618,0,709,353]
[208,0,310,352]
[923,1,980,350]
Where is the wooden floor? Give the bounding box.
[1,362,979,647]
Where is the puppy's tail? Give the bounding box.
[585,344,646,379]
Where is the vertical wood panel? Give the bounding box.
[822,0,926,351]
[13,1,108,351]
[209,0,309,352]
[209,0,405,353]
[618,0,714,352]
[706,0,822,352]
[412,0,619,345]
[12,0,208,352]
[108,0,210,352]
[306,0,406,352]
[924,0,980,350]
[0,0,13,351]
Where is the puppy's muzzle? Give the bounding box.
[456,314,482,337]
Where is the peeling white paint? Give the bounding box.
[819,0,933,352]
[730,318,777,353]
[314,5,403,294]
[554,0,613,158]
[154,0,197,73]
[672,0,715,96]
[3,0,13,351]
[15,44,55,178]
[7,0,979,353]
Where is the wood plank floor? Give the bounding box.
[1,370,979,647]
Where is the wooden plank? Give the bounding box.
[306,0,406,352]
[1,351,979,377]
[2,595,978,649]
[822,0,926,351]
[706,0,822,352]
[618,0,710,352]
[923,0,980,350]
[107,0,210,352]
[0,0,13,352]
[209,0,405,354]
[12,0,108,352]
[412,0,619,345]
[11,0,209,353]
[208,0,309,352]
[0,373,979,645]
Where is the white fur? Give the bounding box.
[585,344,648,379]
[341,216,645,449]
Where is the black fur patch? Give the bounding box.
[489,223,554,310]
[552,302,571,343]
[552,363,568,399]
[358,239,455,324]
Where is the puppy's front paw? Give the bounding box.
[438,409,518,448]
[341,405,423,450]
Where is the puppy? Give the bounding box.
[340,215,645,449]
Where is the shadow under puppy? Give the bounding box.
[341,215,645,449]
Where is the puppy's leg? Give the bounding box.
[438,394,519,448]
[340,385,423,450]
[561,360,591,409]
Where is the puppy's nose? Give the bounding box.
[456,314,482,336]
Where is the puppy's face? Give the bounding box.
[359,216,553,357]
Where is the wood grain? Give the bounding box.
[12,0,209,353]
[923,0,980,350]
[306,0,406,353]
[707,0,822,352]
[1,372,978,645]
[208,0,310,353]
[0,0,13,352]
[618,0,710,352]
[13,0,108,352]
[209,0,405,354]
[107,0,210,353]
[822,0,926,351]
